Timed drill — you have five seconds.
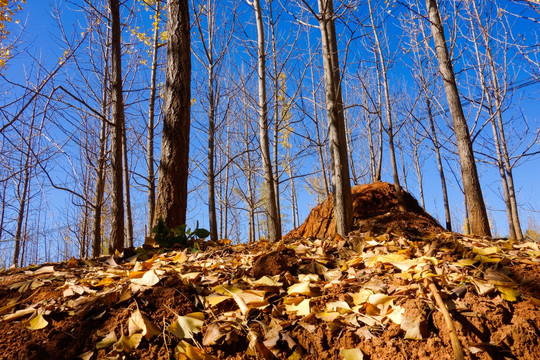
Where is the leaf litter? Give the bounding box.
[0,182,539,360]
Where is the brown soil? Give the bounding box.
[0,182,539,360]
[285,182,444,239]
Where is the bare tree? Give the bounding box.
[467,0,523,239]
[109,0,125,251]
[155,0,191,229]
[251,0,281,242]
[316,0,353,236]
[425,0,491,236]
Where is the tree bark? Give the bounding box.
[146,1,160,239]
[253,0,281,242]
[317,0,352,236]
[470,1,523,239]
[426,97,452,231]
[155,0,191,230]
[110,0,125,252]
[425,0,491,236]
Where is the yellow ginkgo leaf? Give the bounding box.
[252,276,282,287]
[315,311,340,322]
[128,308,160,339]
[285,298,310,316]
[340,348,364,360]
[167,312,205,340]
[497,286,519,302]
[326,301,352,313]
[454,259,477,267]
[472,246,500,256]
[130,269,160,286]
[287,282,312,296]
[113,333,143,353]
[24,313,48,330]
[351,289,372,306]
[386,305,404,325]
[175,340,217,360]
[471,279,495,296]
[365,253,407,268]
[96,331,117,349]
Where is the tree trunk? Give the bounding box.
[122,121,133,247]
[205,4,219,242]
[270,6,282,236]
[368,0,406,211]
[110,0,125,252]
[425,0,491,236]
[468,1,519,239]
[146,1,160,239]
[155,0,191,229]
[426,97,452,231]
[253,0,281,242]
[92,53,109,257]
[317,0,352,236]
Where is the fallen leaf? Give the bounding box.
[252,276,282,287]
[78,351,93,360]
[401,313,423,340]
[229,290,250,315]
[128,308,161,339]
[24,313,48,330]
[202,323,225,346]
[130,269,160,286]
[351,289,372,305]
[2,307,36,322]
[386,305,404,325]
[497,286,519,302]
[326,300,352,313]
[175,340,217,360]
[167,312,205,340]
[287,282,313,296]
[33,265,55,275]
[285,298,310,316]
[205,293,231,308]
[315,311,340,322]
[113,333,143,353]
[471,279,496,296]
[472,246,500,256]
[340,348,364,360]
[96,331,117,349]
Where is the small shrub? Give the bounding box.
[152,219,210,249]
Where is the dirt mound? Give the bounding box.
[286,182,443,239]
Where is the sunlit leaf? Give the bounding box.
[24,313,48,330]
[167,312,204,340]
[128,308,161,339]
[175,340,217,360]
[497,286,519,302]
[96,331,117,349]
[472,246,500,256]
[33,265,55,275]
[130,269,160,286]
[113,333,143,353]
[287,282,312,296]
[285,298,310,316]
[340,348,364,360]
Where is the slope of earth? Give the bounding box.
[0,184,539,360]
[285,182,443,240]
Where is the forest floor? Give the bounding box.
[0,182,539,360]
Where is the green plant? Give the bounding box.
[151,219,210,248]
